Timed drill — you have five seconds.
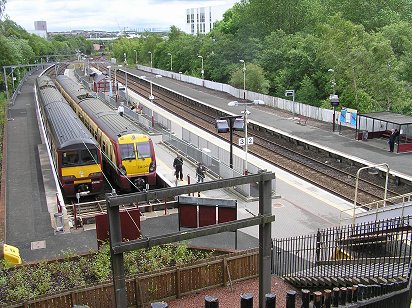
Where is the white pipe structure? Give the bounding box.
[198,55,204,79]
[353,163,390,226]
[228,99,265,174]
[148,51,153,68]
[168,53,173,71]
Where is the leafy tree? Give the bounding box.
[229,62,269,94]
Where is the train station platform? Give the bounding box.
[127,68,412,179]
[3,67,355,262]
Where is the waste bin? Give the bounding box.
[54,212,64,232]
[362,130,368,141]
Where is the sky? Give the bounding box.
[4,0,237,32]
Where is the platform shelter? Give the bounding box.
[356,111,412,153]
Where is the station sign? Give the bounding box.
[239,137,254,146]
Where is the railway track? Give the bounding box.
[113,70,409,207]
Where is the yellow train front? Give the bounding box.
[36,76,104,197]
[55,75,156,192]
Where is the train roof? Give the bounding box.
[56,75,146,141]
[37,76,98,150]
[56,75,90,100]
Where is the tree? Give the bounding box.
[229,62,269,94]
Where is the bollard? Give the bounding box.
[332,287,339,307]
[240,293,253,308]
[352,285,358,302]
[357,284,365,301]
[205,295,219,308]
[151,302,168,308]
[364,285,371,300]
[265,293,276,308]
[301,289,310,308]
[313,291,322,308]
[346,287,353,303]
[324,289,332,308]
[339,287,347,306]
[285,290,297,308]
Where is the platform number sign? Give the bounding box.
[239,137,254,146]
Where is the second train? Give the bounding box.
[55,75,157,192]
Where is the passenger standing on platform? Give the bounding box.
[173,155,184,181]
[389,129,400,152]
[117,102,124,117]
[196,162,206,183]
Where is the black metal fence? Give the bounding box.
[273,216,412,283]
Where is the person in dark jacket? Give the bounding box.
[196,162,206,183]
[173,155,183,180]
[389,129,400,152]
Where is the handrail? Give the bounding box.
[340,192,412,226]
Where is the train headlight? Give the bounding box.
[62,175,76,182]
[149,161,156,172]
[118,164,127,176]
[89,172,102,178]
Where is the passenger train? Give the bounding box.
[54,75,156,192]
[35,76,104,197]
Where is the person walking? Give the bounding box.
[173,155,184,181]
[196,162,206,183]
[117,102,125,117]
[389,128,400,152]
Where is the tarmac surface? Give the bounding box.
[3,66,410,263]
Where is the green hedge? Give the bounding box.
[0,242,212,305]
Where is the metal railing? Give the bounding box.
[340,192,412,226]
[273,216,412,281]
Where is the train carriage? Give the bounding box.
[36,76,104,197]
[55,75,156,192]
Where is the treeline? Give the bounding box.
[1,0,411,114]
[112,0,412,115]
[0,18,92,91]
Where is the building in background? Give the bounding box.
[185,3,233,35]
[30,20,48,38]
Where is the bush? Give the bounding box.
[0,242,211,306]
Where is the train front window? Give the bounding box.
[136,142,151,159]
[120,144,136,160]
[62,151,79,166]
[80,149,99,165]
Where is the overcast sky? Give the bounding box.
[4,0,237,32]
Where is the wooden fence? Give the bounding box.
[6,249,259,308]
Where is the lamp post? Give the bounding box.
[228,99,265,175]
[328,69,338,132]
[216,116,242,169]
[285,89,295,118]
[353,163,389,226]
[148,51,153,68]
[240,60,246,100]
[167,52,173,71]
[138,75,162,128]
[134,49,137,65]
[107,65,112,97]
[198,55,204,79]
